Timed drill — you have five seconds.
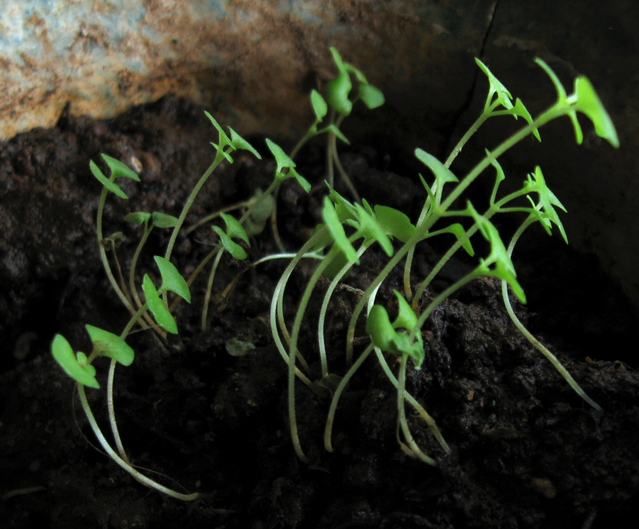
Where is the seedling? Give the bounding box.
[272,55,616,465]
[51,48,617,501]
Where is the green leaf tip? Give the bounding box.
[322,196,358,264]
[358,83,385,109]
[101,154,140,182]
[326,48,353,116]
[154,256,191,303]
[142,274,178,334]
[51,334,99,388]
[475,58,513,110]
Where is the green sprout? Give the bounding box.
[273,52,616,467]
[52,48,617,500]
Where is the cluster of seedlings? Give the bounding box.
[52,48,618,499]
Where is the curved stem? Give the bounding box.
[374,348,450,454]
[164,150,227,264]
[324,343,374,452]
[77,385,199,501]
[201,249,224,330]
[396,353,437,465]
[318,243,369,378]
[502,219,603,411]
[96,187,137,316]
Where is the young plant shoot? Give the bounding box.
[51,49,617,503]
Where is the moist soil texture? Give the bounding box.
[1,96,638,529]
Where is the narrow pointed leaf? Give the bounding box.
[228,127,262,159]
[476,58,514,110]
[322,196,358,264]
[154,256,191,302]
[142,274,178,333]
[220,212,250,245]
[213,226,248,260]
[101,154,140,181]
[90,161,128,199]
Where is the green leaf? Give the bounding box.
[266,139,296,175]
[326,124,350,144]
[486,150,506,206]
[85,325,134,366]
[366,304,424,368]
[327,184,357,223]
[366,304,397,353]
[524,166,568,243]
[101,154,140,182]
[154,256,191,302]
[391,290,418,330]
[220,212,250,245]
[415,149,458,204]
[326,48,353,116]
[358,83,385,109]
[467,203,526,303]
[509,99,541,141]
[310,89,328,121]
[228,127,262,159]
[288,167,312,193]
[90,161,128,199]
[476,58,514,111]
[142,274,178,334]
[124,212,152,226]
[322,196,358,264]
[429,223,475,256]
[571,75,619,148]
[51,334,99,388]
[213,226,248,260]
[535,58,618,148]
[373,205,416,243]
[354,204,394,257]
[205,112,234,158]
[151,212,179,228]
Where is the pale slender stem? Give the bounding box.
[324,343,374,452]
[317,243,369,378]
[77,385,199,501]
[96,187,137,316]
[396,353,438,465]
[502,219,602,411]
[287,243,346,462]
[201,249,224,330]
[374,348,450,454]
[104,302,150,461]
[164,151,226,263]
[269,230,328,385]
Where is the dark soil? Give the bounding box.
[1,96,638,529]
